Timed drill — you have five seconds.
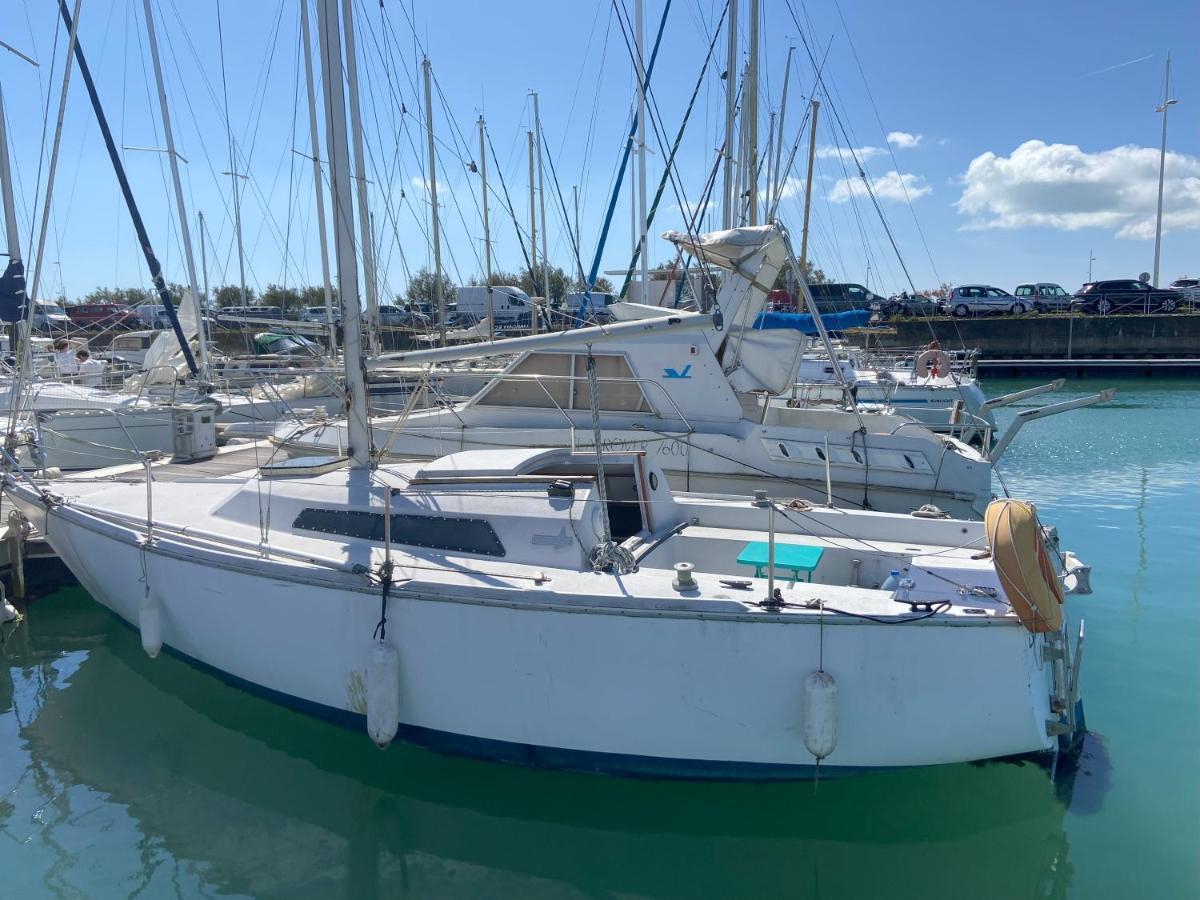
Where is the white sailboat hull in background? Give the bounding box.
[9,490,1054,777]
[286,413,992,518]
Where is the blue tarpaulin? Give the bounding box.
[752,309,872,333]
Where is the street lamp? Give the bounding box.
[1152,53,1177,287]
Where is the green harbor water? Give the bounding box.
[0,378,1196,899]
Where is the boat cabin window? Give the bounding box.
[293,508,506,557]
[477,352,650,413]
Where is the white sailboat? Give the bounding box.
[280,224,999,518]
[2,0,1090,779]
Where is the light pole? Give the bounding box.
[1152,53,1176,287]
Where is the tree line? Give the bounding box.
[69,258,835,312]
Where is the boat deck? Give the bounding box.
[62,441,277,483]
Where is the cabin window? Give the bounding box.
[293,508,506,557]
[477,352,649,413]
[571,354,649,412]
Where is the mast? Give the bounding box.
[1152,52,1176,287]
[57,0,197,375]
[721,0,738,229]
[770,46,793,214]
[532,91,550,333]
[142,0,209,376]
[634,0,649,303]
[421,57,445,347]
[224,141,249,306]
[527,129,538,335]
[0,87,26,356]
[478,115,494,341]
[316,0,371,466]
[799,99,820,272]
[300,0,337,353]
[746,0,759,225]
[27,0,80,323]
[341,0,380,355]
[198,211,210,313]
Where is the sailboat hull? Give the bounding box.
[18,493,1056,778]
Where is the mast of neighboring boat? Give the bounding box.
[799,98,820,272]
[745,0,759,226]
[300,0,337,354]
[198,211,210,316]
[477,115,494,341]
[721,0,738,229]
[527,128,538,335]
[0,86,26,376]
[341,0,381,357]
[142,0,210,378]
[634,0,650,302]
[769,46,793,215]
[316,0,372,465]
[25,0,80,378]
[532,91,550,333]
[421,56,446,347]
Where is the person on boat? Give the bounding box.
[74,348,104,386]
[53,338,77,376]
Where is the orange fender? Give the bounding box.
[984,499,1063,633]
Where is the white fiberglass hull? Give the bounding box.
[285,415,992,518]
[10,489,1053,776]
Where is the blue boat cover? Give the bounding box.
[752,309,872,333]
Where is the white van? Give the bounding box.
[134,303,170,329]
[454,285,530,327]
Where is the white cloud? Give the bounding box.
[887,131,922,149]
[955,139,1200,238]
[830,170,931,203]
[410,175,444,195]
[815,144,883,162]
[771,176,807,202]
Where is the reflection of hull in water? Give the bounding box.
[15,589,1076,899]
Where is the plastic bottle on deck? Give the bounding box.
[881,570,900,591]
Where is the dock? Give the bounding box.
[869,313,1200,377]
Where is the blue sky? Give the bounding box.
[2,0,1197,303]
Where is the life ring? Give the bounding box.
[984,499,1063,633]
[914,349,951,379]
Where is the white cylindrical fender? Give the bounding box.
[1,598,18,622]
[138,587,162,659]
[366,640,401,749]
[802,670,838,760]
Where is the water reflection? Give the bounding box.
[0,590,1080,899]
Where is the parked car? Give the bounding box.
[943,285,1028,317]
[132,303,172,328]
[807,283,886,313]
[29,299,72,331]
[1014,283,1073,313]
[1069,280,1184,315]
[1167,277,1200,307]
[218,305,285,322]
[884,292,940,317]
[376,304,411,326]
[300,305,341,324]
[67,302,140,330]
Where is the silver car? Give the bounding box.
[944,285,1028,317]
[1015,282,1072,312]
